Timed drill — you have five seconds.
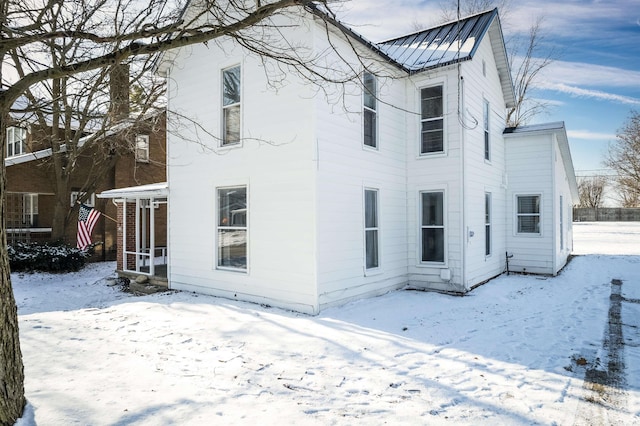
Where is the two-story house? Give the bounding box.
[106,6,577,313]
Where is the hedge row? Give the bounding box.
[8,242,90,272]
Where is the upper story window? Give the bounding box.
[70,191,96,207]
[483,100,490,160]
[217,186,247,270]
[222,65,241,145]
[517,195,541,235]
[7,126,27,158]
[135,135,150,162]
[363,72,377,149]
[420,85,444,154]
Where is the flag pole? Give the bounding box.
[77,201,118,223]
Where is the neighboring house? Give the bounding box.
[108,6,577,314]
[4,108,167,259]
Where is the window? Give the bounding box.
[7,126,27,157]
[70,191,95,207]
[363,72,377,148]
[364,189,379,269]
[421,191,445,263]
[517,195,541,234]
[222,66,241,145]
[483,100,490,160]
[23,193,38,226]
[485,192,491,256]
[135,135,150,162]
[217,186,247,270]
[420,85,444,154]
[560,195,564,249]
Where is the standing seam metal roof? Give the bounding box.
[375,9,497,73]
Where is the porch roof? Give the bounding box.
[97,182,168,199]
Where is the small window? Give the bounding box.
[135,135,150,162]
[483,100,490,160]
[222,66,241,145]
[517,195,541,234]
[70,191,96,207]
[482,60,487,77]
[420,85,444,154]
[364,188,379,269]
[485,192,491,256]
[363,72,377,149]
[559,195,564,250]
[23,193,38,226]
[7,126,27,157]
[217,186,247,270]
[421,191,445,263]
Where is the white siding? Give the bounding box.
[505,133,554,274]
[552,135,575,274]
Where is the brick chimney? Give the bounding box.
[109,63,130,121]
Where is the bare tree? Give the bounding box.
[0,0,374,422]
[438,0,554,127]
[604,110,640,207]
[577,175,607,208]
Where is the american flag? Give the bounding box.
[77,204,101,250]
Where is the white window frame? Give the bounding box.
[420,84,445,155]
[221,65,241,146]
[420,190,446,264]
[216,185,248,271]
[70,191,95,207]
[364,188,379,271]
[7,126,27,158]
[363,72,377,149]
[23,193,38,226]
[135,134,150,163]
[483,99,490,161]
[516,194,542,236]
[559,195,564,250]
[485,192,492,257]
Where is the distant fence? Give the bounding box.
[573,207,640,222]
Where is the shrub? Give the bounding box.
[8,242,91,273]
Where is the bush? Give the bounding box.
[8,242,91,273]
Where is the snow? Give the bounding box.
[12,222,640,425]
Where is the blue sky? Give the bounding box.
[339,0,640,179]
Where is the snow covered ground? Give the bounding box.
[12,222,640,425]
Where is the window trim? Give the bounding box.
[6,126,27,158]
[485,192,492,257]
[419,83,445,156]
[559,195,564,250]
[70,191,95,207]
[363,72,378,150]
[364,187,380,272]
[515,194,542,236]
[221,65,242,147]
[483,99,490,161]
[216,185,248,272]
[22,193,38,226]
[135,134,150,163]
[419,190,446,265]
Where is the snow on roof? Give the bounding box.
[97,182,168,199]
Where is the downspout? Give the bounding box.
[551,134,558,275]
[459,74,467,291]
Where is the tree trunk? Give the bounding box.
[51,190,70,243]
[0,122,26,425]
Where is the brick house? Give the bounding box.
[4,110,167,259]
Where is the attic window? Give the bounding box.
[222,65,241,145]
[482,60,486,77]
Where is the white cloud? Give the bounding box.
[539,60,640,89]
[537,82,640,106]
[567,130,616,141]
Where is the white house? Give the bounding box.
[117,5,578,314]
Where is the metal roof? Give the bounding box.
[376,9,497,73]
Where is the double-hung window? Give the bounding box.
[363,72,377,149]
[517,195,541,234]
[218,186,247,270]
[7,126,27,157]
[421,191,445,263]
[483,100,490,160]
[485,192,491,256]
[420,85,444,154]
[222,66,241,145]
[23,193,38,226]
[364,188,379,269]
[135,135,150,162]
